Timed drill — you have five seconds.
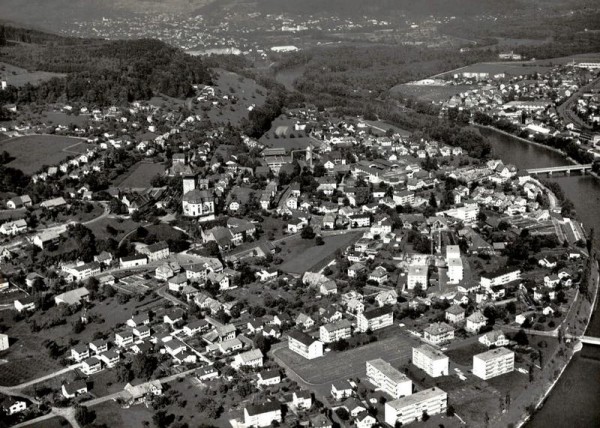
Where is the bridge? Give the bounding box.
[527,164,592,176]
[580,336,600,346]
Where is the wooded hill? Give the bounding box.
[0,25,212,106]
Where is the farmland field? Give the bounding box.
[115,162,165,189]
[0,134,93,174]
[278,231,361,274]
[0,61,65,87]
[390,83,476,102]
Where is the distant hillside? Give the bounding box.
[0,25,212,106]
[0,0,216,30]
[199,0,529,18]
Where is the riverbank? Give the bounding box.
[476,124,585,166]
[515,261,600,428]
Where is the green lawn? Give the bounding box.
[0,135,93,174]
[278,232,361,274]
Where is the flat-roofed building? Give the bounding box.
[319,319,352,343]
[366,359,412,399]
[407,264,428,290]
[385,387,447,426]
[473,347,514,380]
[480,268,521,289]
[412,344,449,378]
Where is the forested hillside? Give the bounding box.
[0,26,212,105]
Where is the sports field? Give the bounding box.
[0,134,92,174]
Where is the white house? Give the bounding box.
[288,330,323,359]
[243,401,282,428]
[412,344,449,378]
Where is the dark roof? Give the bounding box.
[362,306,393,320]
[287,330,317,347]
[245,401,281,416]
[147,241,169,253]
[63,380,87,395]
[481,267,520,279]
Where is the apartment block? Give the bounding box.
[472,347,514,380]
[385,387,447,426]
[412,344,449,378]
[366,359,412,399]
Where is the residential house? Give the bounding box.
[288,330,324,360]
[243,401,282,428]
[232,349,264,369]
[423,322,455,345]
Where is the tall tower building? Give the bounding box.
[306,145,313,169]
[183,175,196,195]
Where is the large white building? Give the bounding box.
[366,359,412,399]
[407,264,428,290]
[288,330,323,359]
[0,333,9,351]
[319,319,352,344]
[446,245,463,284]
[244,401,282,427]
[412,344,449,378]
[385,387,448,426]
[182,188,215,221]
[480,268,521,289]
[357,307,393,332]
[472,347,515,380]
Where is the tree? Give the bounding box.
[422,410,430,421]
[315,236,324,246]
[196,397,222,419]
[301,226,315,240]
[254,333,271,354]
[74,405,95,425]
[72,319,85,334]
[132,354,158,380]
[116,362,133,383]
[335,407,350,420]
[428,193,437,208]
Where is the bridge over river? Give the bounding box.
[527,164,592,175]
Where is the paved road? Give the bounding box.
[556,74,600,130]
[0,364,82,392]
[156,285,187,306]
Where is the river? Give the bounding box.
[481,127,600,427]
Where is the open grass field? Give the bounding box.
[275,328,418,385]
[27,417,69,428]
[115,161,165,189]
[390,83,476,102]
[445,342,489,366]
[204,69,267,125]
[259,115,321,151]
[0,61,65,87]
[360,119,412,137]
[0,134,93,174]
[86,216,140,241]
[0,350,62,387]
[278,231,361,274]
[0,296,146,386]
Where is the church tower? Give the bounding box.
[183,175,196,195]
